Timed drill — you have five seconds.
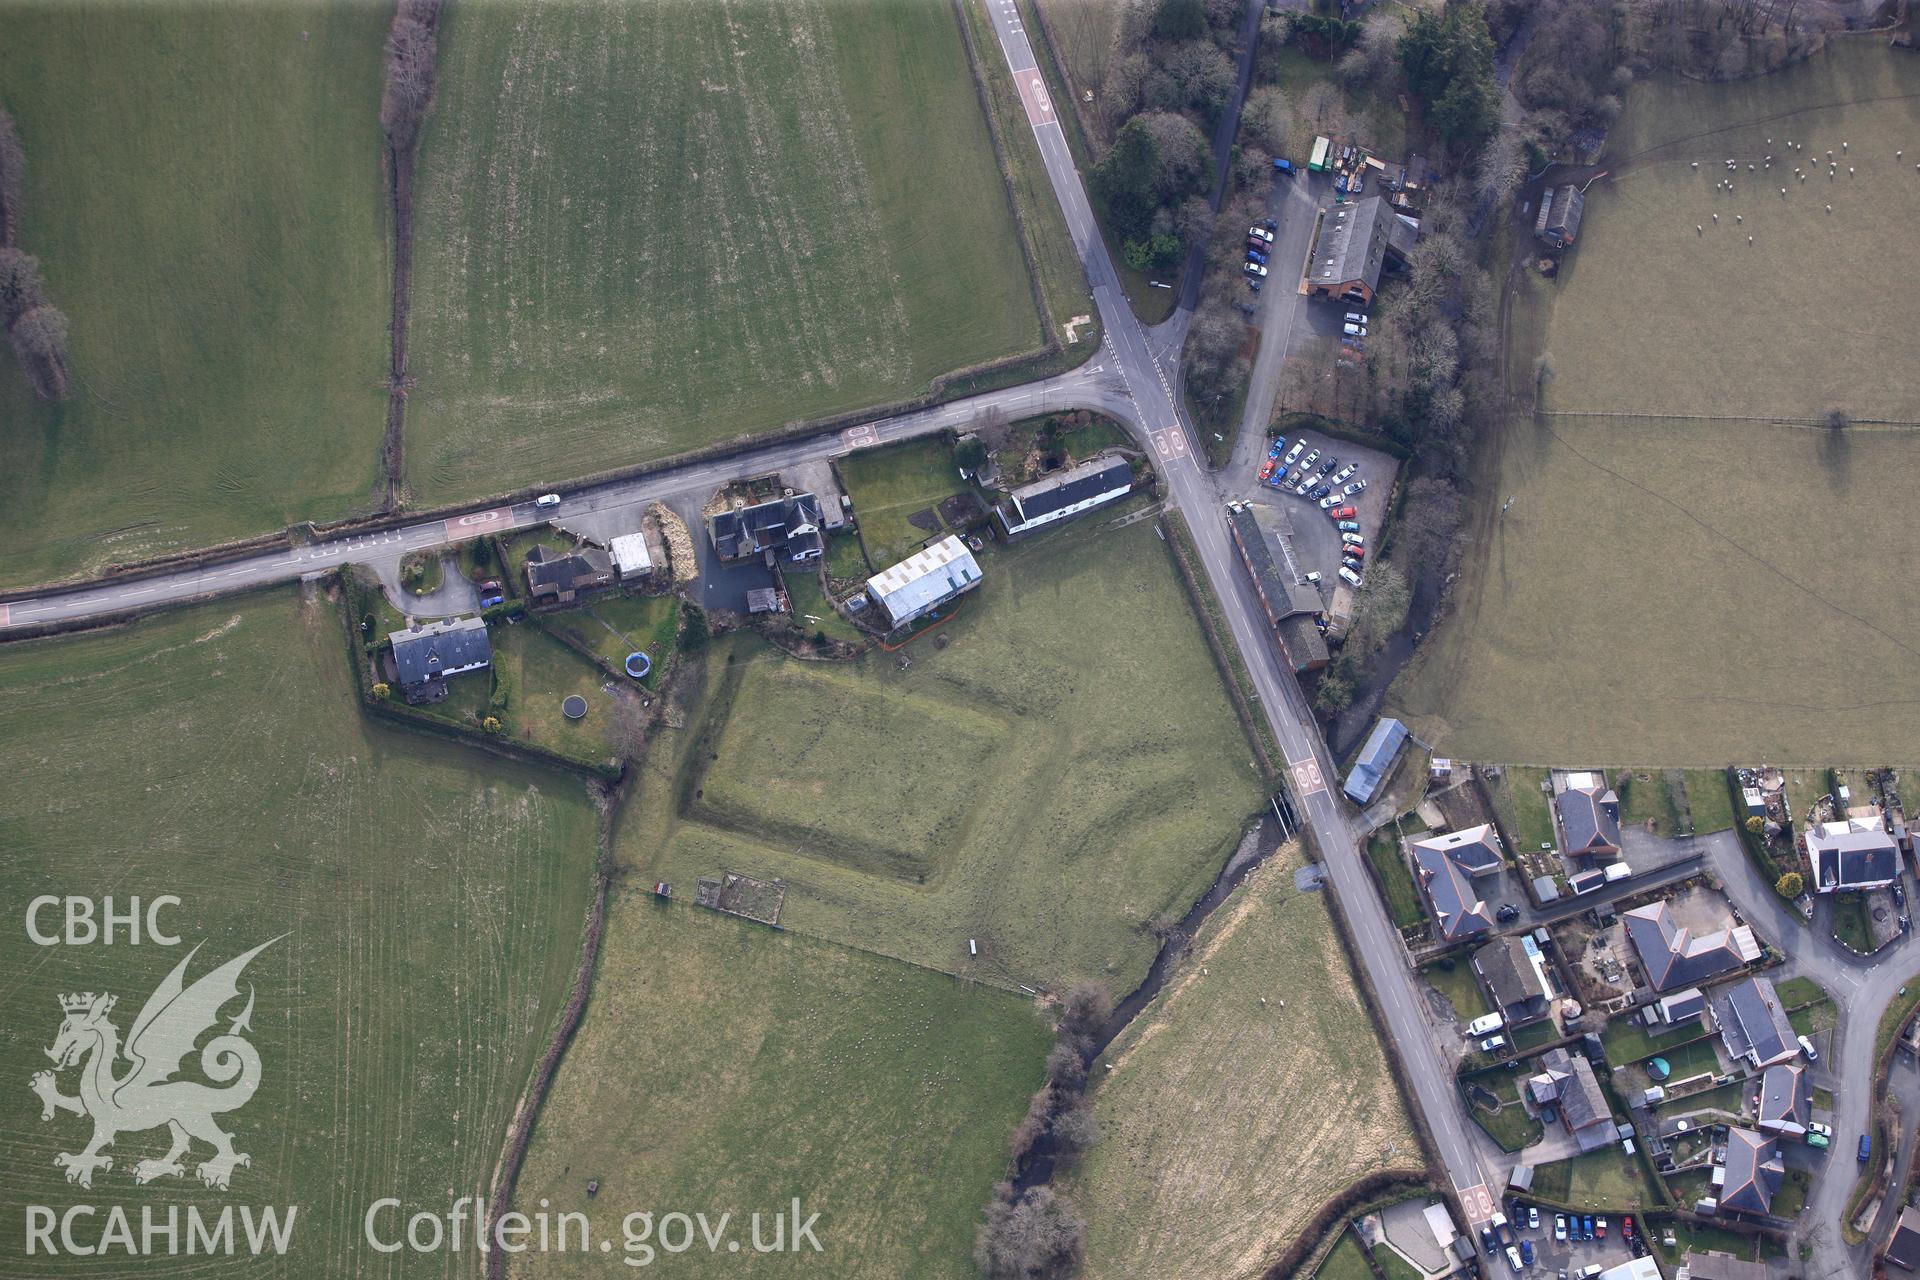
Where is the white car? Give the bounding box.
[534,492,562,509]
[1317,495,1340,510]
[1300,448,1321,469]
[1481,1035,1506,1053]
[1798,1034,1819,1061]
[1343,479,1368,497]
[1338,566,1362,587]
[1343,322,1367,337]
[1294,477,1315,496]
[1332,463,1358,484]
[1341,532,1365,547]
[1283,441,1306,466]
[1345,311,1367,324]
[1248,225,1275,243]
[1466,1012,1505,1036]
[1243,262,1268,278]
[1809,1121,1834,1138]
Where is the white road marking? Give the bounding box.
[1290,757,1326,796]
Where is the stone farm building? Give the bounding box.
[995,454,1132,538]
[1306,195,1416,306]
[388,616,490,704]
[1224,503,1327,675]
[707,492,824,565]
[866,535,981,629]
[1534,184,1585,248]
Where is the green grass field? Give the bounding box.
[1393,414,1920,764]
[1530,1147,1662,1210]
[1064,849,1419,1280]
[1312,1235,1374,1280]
[412,620,621,771]
[631,511,1266,994]
[1368,833,1427,930]
[0,3,389,588]
[0,592,597,1273]
[405,0,1040,504]
[509,899,1048,1280]
[840,437,978,566]
[541,591,680,684]
[1543,44,1920,422]
[1685,770,1738,833]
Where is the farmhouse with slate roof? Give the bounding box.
[707,492,824,565]
[526,545,615,605]
[388,616,491,704]
[996,454,1132,537]
[1535,184,1585,248]
[1307,196,1398,305]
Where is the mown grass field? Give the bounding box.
[405,0,1040,504]
[631,511,1266,994]
[508,899,1049,1280]
[1061,847,1419,1280]
[0,592,597,1274]
[1543,44,1920,422]
[0,4,390,588]
[1393,414,1920,764]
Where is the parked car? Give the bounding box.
[1345,310,1367,323]
[1582,1216,1595,1240]
[1246,249,1268,265]
[1341,556,1362,572]
[1283,441,1305,465]
[1343,322,1367,337]
[1505,1246,1523,1274]
[1338,566,1362,587]
[1809,1132,1831,1150]
[1594,1217,1606,1239]
[1318,495,1341,510]
[1332,463,1358,484]
[1244,262,1267,278]
[1343,479,1368,496]
[1340,530,1365,544]
[1799,1034,1819,1061]
[1467,1013,1505,1036]
[535,492,562,509]
[1337,520,1361,533]
[1496,903,1521,923]
[1300,448,1321,468]
[1860,1134,1873,1163]
[1310,485,1332,500]
[1553,1215,1567,1243]
[1526,1206,1539,1231]
[1304,571,1322,584]
[1810,1122,1834,1138]
[1272,158,1296,175]
[1248,225,1275,243]
[1480,1035,1506,1052]
[1330,505,1355,520]
[1268,438,1286,458]
[1520,1240,1534,1266]
[1317,457,1338,475]
[1248,277,1262,292]
[1295,477,1316,496]
[477,580,505,608]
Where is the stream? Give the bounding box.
[1013,809,1291,1190]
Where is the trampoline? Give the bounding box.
[624,651,652,679]
[561,695,588,721]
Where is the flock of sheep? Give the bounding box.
[1686,135,1913,243]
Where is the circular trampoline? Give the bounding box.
[624,651,652,679]
[1647,1057,1671,1082]
[561,695,588,721]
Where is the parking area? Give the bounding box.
[1492,1201,1648,1278]
[1235,424,1397,594]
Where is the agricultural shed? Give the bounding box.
[1342,716,1407,805]
[865,535,981,628]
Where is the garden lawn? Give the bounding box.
[0,591,597,1275]
[1529,1147,1662,1210]
[627,511,1267,994]
[1368,832,1426,930]
[0,3,389,586]
[1686,770,1738,833]
[541,591,680,683]
[510,899,1050,1280]
[406,0,1038,502]
[1063,847,1419,1280]
[840,437,978,565]
[1423,959,1490,1023]
[1312,1235,1374,1280]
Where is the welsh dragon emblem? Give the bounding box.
[31,938,279,1191]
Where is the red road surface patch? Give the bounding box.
[840,423,879,451]
[1458,1182,1494,1226]
[444,507,514,542]
[1013,67,1055,128]
[1149,427,1188,461]
[0,602,10,628]
[1290,757,1325,796]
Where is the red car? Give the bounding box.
[1330,505,1355,520]
[1343,544,1366,560]
[1258,459,1277,479]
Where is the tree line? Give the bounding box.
[0,109,71,401]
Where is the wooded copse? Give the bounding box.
[0,110,70,401]
[380,0,442,155]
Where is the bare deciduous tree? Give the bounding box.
[0,109,24,246]
[8,303,70,400]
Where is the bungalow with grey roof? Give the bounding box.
[1473,935,1553,1027]
[1755,1062,1811,1138]
[1410,825,1502,942]
[526,545,615,605]
[1714,975,1799,1069]
[1716,1127,1783,1216]
[1805,817,1899,893]
[1622,900,1760,992]
[1557,781,1622,860]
